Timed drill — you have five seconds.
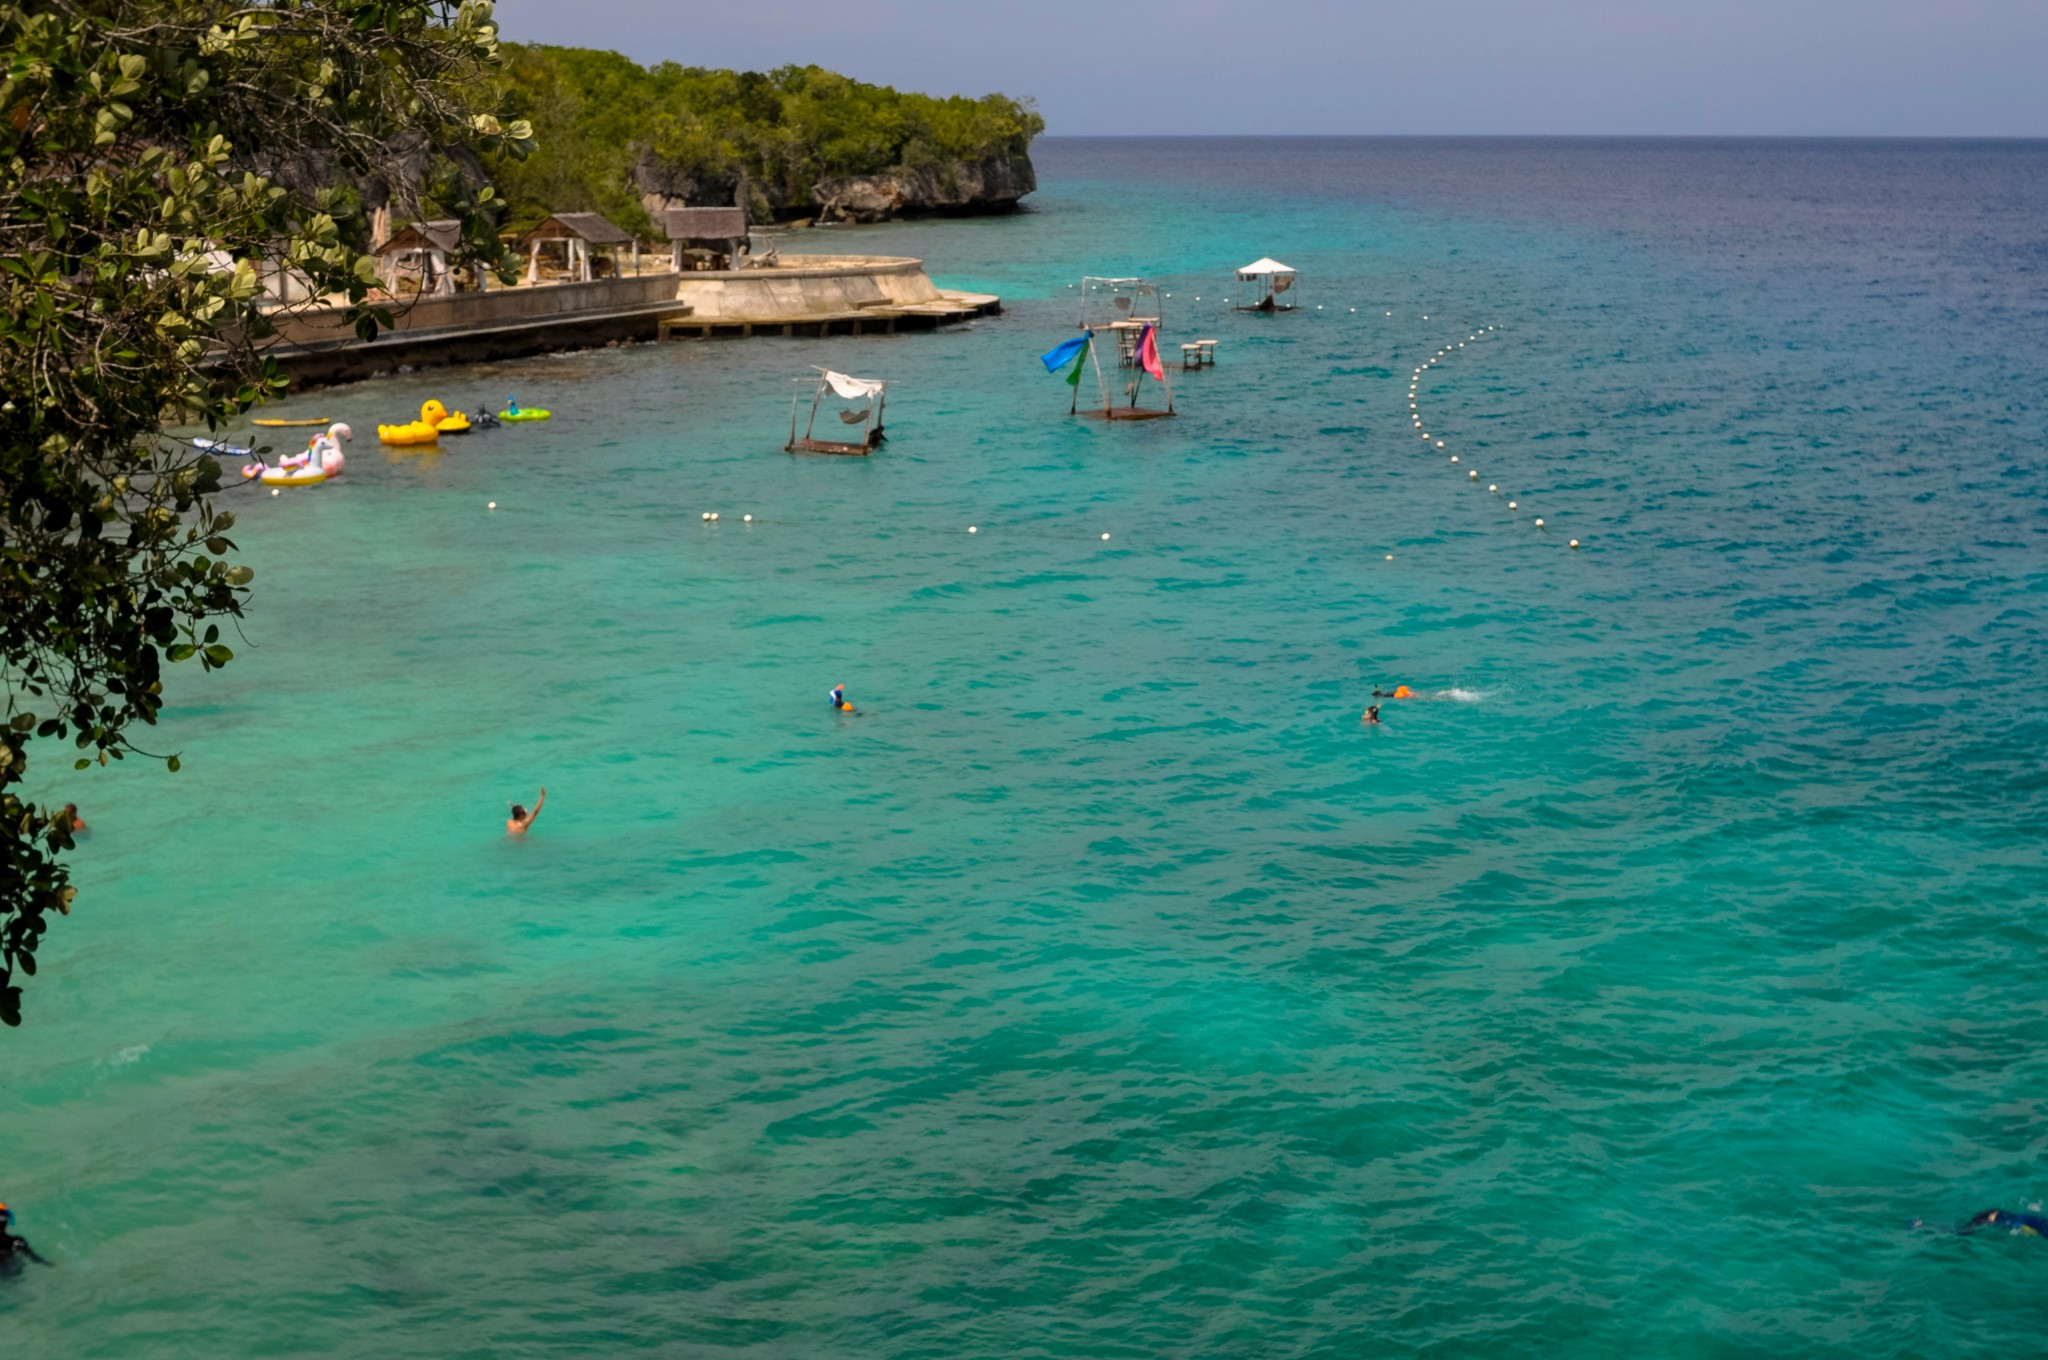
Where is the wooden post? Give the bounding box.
[1087,328,1112,416]
[526,241,539,285]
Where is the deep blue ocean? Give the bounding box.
[6,137,2048,1357]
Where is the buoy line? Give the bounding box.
[1407,324,1580,550]
[688,517,1121,545]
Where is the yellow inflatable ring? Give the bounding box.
[260,467,327,487]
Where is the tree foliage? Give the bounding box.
[0,0,531,1027]
[489,46,1044,235]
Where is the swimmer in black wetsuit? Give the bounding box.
[1908,1207,2048,1237]
[1961,1209,2048,1236]
[0,1205,52,1274]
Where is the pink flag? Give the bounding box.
[1136,324,1164,381]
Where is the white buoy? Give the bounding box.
[710,512,719,521]
[1569,539,1580,549]
[1387,311,1393,316]
[1385,554,1394,560]
[270,488,280,497]
[968,525,977,533]
[743,514,753,522]
[488,501,497,510]
[1534,518,1544,527]
[700,511,710,521]
[1100,532,1111,541]
[1439,442,1448,450]
[1488,484,1498,493]
[1508,501,1518,509]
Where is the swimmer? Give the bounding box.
[1363,705,1381,725]
[60,803,84,833]
[1960,1209,2048,1236]
[0,1205,52,1274]
[828,683,854,714]
[1372,686,1415,700]
[506,787,546,836]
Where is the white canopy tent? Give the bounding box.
[1235,257,1299,312]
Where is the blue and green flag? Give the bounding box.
[1041,334,1091,386]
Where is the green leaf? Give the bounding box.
[167,754,181,773]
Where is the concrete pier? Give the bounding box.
[251,256,995,387]
[660,255,998,339]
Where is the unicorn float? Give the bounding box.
[245,422,351,487]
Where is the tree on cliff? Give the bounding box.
[0,0,532,1027]
[489,47,1043,233]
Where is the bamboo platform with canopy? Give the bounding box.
[786,369,887,455]
[1049,276,1175,419]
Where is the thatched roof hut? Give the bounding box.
[374,219,464,295]
[665,206,748,271]
[516,212,639,283]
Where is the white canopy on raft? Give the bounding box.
[821,369,886,399]
[1236,258,1297,277]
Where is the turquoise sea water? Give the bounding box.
[7,138,2048,1356]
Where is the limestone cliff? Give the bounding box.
[809,153,1037,223]
[636,150,1035,227]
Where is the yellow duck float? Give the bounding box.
[378,399,474,444]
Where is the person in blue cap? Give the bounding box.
[0,1204,52,1274]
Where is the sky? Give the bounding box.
[492,0,2048,137]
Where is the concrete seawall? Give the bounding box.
[263,275,685,349]
[255,257,995,387]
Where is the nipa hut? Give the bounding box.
[518,212,639,284]
[374,219,464,296]
[665,207,749,271]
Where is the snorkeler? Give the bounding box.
[60,803,84,833]
[1961,1209,2048,1236]
[1363,705,1381,725]
[506,787,546,836]
[829,683,853,713]
[1372,686,1414,700]
[0,1205,52,1274]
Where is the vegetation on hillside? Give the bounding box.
[489,45,1043,234]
